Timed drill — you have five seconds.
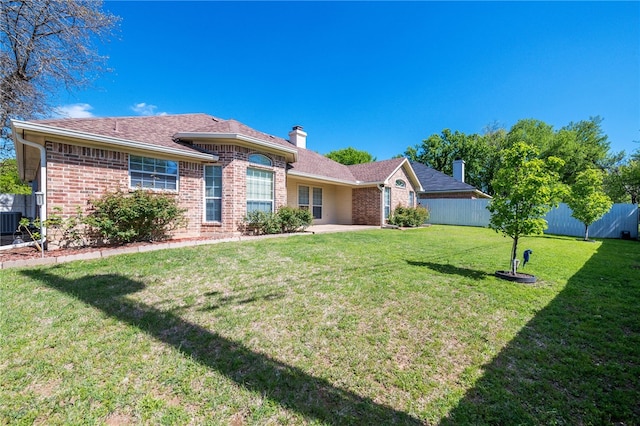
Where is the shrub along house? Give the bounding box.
[11,113,422,244]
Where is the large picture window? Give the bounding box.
[247,168,274,213]
[129,155,178,190]
[204,165,222,222]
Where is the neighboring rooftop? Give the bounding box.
[410,161,491,198]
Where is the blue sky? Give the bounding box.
[53,1,640,161]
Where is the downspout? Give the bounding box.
[14,132,47,244]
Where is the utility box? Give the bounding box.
[0,212,22,235]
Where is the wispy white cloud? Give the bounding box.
[131,102,168,116]
[52,103,95,118]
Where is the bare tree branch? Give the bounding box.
[0,0,119,158]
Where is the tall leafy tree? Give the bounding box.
[0,158,30,193]
[567,168,613,241]
[325,147,376,165]
[506,119,555,152]
[505,117,619,186]
[0,0,119,158]
[479,124,508,195]
[620,150,640,204]
[556,117,617,184]
[605,150,640,204]
[488,142,565,274]
[406,117,617,198]
[404,129,494,192]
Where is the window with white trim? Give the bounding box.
[312,187,323,219]
[247,168,274,213]
[409,191,415,207]
[248,153,272,166]
[395,179,406,188]
[298,185,323,219]
[204,165,222,222]
[298,185,310,210]
[384,187,391,220]
[129,155,178,190]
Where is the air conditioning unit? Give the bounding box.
[0,212,22,235]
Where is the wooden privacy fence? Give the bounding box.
[419,198,639,239]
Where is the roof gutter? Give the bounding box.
[12,128,47,242]
[11,120,218,162]
[422,188,492,198]
[288,170,390,187]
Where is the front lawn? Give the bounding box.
[1,226,638,424]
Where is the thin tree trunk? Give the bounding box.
[584,224,589,241]
[511,237,518,274]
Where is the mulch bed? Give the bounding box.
[0,237,223,264]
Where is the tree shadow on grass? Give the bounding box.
[21,269,421,425]
[406,260,488,280]
[440,239,640,424]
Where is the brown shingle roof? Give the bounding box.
[31,113,411,186]
[288,149,356,182]
[35,114,222,154]
[188,118,293,150]
[348,157,406,182]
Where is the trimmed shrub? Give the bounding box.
[244,210,281,235]
[277,206,313,233]
[243,207,313,235]
[84,189,187,244]
[388,205,429,227]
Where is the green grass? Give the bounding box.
[1,225,638,425]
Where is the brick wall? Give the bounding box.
[176,161,204,238]
[46,142,129,216]
[352,187,381,225]
[388,167,417,211]
[351,166,420,226]
[45,141,288,244]
[196,144,288,235]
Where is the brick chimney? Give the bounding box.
[453,159,465,182]
[289,125,307,149]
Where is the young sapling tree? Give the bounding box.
[488,141,565,275]
[567,168,613,241]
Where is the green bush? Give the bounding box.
[277,206,313,233]
[388,205,429,227]
[46,206,88,248]
[244,207,313,235]
[84,189,187,244]
[244,210,281,235]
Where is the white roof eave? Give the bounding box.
[288,170,393,187]
[173,132,298,162]
[11,120,219,162]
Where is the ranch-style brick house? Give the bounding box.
[11,113,422,243]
